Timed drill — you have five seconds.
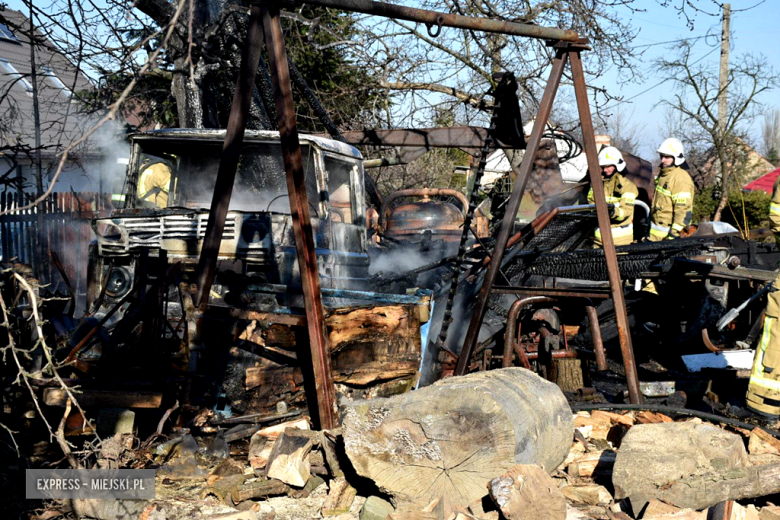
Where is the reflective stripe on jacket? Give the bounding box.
[587,172,638,245]
[649,165,694,241]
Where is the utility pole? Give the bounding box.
[718,4,731,142]
[27,4,47,280]
[28,3,42,198]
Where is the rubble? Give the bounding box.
[487,464,567,520]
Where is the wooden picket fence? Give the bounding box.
[0,191,113,299]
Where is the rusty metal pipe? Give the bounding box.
[525,349,578,360]
[457,50,568,375]
[503,296,556,368]
[194,4,265,307]
[298,0,579,41]
[702,328,726,352]
[586,304,607,371]
[492,286,611,299]
[263,3,337,430]
[570,48,641,404]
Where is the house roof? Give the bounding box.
[0,7,95,158]
[744,167,780,194]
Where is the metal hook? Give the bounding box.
[425,16,444,37]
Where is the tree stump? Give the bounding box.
[550,358,584,392]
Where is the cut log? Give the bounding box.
[748,428,780,456]
[590,411,634,428]
[635,411,673,424]
[705,502,759,520]
[201,473,247,504]
[573,415,610,441]
[231,477,294,504]
[550,358,584,392]
[342,368,573,508]
[642,510,705,520]
[613,422,753,511]
[643,499,683,517]
[321,477,357,517]
[264,429,313,487]
[635,463,780,512]
[559,484,612,506]
[760,505,780,520]
[248,418,310,470]
[487,464,567,520]
[566,450,616,479]
[566,506,596,520]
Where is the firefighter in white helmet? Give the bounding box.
[648,138,694,241]
[587,146,638,247]
[746,176,780,417]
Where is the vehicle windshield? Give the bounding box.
[130,139,320,212]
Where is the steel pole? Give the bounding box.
[194,4,265,307]
[455,50,568,375]
[262,3,337,430]
[569,48,642,404]
[299,0,578,41]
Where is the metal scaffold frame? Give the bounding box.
[194,0,642,431]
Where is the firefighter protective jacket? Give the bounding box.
[746,175,780,416]
[648,165,694,241]
[137,162,172,208]
[587,172,638,246]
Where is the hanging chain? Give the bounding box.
[435,101,502,361]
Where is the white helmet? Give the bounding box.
[657,137,685,166]
[598,146,626,172]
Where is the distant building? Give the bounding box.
[695,138,775,189]
[0,7,127,195]
[744,167,780,194]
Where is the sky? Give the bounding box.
[5,0,778,161]
[590,0,780,158]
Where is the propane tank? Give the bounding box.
[381,188,468,244]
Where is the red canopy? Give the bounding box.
[744,167,780,194]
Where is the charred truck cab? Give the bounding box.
[87,129,369,316]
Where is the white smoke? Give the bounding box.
[368,247,443,275]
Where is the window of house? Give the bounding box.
[41,66,72,96]
[0,60,32,93]
[0,22,19,43]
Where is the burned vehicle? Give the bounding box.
[75,129,430,418]
[87,129,370,316]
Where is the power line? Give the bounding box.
[633,35,705,49]
[604,46,720,108]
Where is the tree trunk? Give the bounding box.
[341,368,573,508]
[713,149,730,222]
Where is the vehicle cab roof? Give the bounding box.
[129,128,363,160]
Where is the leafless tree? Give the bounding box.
[596,107,641,155]
[762,108,780,164]
[656,40,779,221]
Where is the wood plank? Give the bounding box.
[567,450,617,479]
[748,428,780,456]
[43,388,163,408]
